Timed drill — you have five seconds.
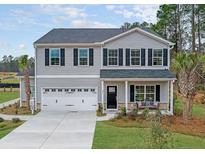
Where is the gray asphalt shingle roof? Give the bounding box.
[34,28,127,44]
[100,69,176,79]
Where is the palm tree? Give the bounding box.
[18,55,31,110]
[172,52,205,122]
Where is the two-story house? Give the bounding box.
[19,27,176,114]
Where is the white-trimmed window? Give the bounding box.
[135,85,155,102]
[153,49,163,66]
[108,49,118,66]
[79,48,89,66]
[50,48,60,66]
[131,49,141,66]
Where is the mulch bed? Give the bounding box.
[162,115,205,137]
[108,115,205,137]
[0,102,39,115]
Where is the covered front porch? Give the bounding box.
[100,69,176,115]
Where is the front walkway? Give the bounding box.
[0,111,96,149]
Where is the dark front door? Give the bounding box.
[107,86,117,109]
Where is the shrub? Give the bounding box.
[15,109,18,115]
[0,117,4,123]
[142,107,149,119]
[12,118,21,123]
[173,99,183,116]
[120,107,126,116]
[146,113,173,149]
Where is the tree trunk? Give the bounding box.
[197,8,201,52]
[192,4,196,52]
[24,67,31,110]
[177,5,182,51]
[175,6,178,53]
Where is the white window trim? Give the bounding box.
[78,48,89,66]
[152,49,163,66]
[130,49,141,66]
[107,49,118,66]
[49,48,61,66]
[134,84,156,103]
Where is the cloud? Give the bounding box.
[71,20,117,28]
[40,5,87,18]
[105,4,159,23]
[18,44,26,50]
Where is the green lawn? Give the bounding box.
[92,121,205,149]
[0,120,23,139]
[0,91,19,104]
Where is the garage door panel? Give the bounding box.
[41,88,97,111]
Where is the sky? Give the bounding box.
[0,4,159,57]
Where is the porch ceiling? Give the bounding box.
[100,69,176,80]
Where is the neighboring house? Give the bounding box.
[19,27,176,114]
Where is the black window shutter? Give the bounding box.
[148,48,152,66]
[130,85,134,102]
[119,48,123,66]
[89,48,94,66]
[60,48,65,66]
[126,48,130,66]
[141,48,145,66]
[163,48,168,66]
[73,48,78,66]
[103,48,107,66]
[45,48,49,66]
[156,85,160,102]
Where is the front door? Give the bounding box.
[107,86,117,109]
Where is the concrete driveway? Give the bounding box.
[0,111,96,149]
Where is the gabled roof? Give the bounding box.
[100,69,176,79]
[34,28,127,44]
[34,27,174,46]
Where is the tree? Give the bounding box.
[18,55,31,109]
[191,4,196,52]
[172,53,205,122]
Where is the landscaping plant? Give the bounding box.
[147,112,173,149]
[18,55,31,110]
[172,53,205,122]
[0,117,4,123]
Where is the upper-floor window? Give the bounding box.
[131,49,141,66]
[108,49,118,66]
[79,48,88,66]
[50,48,60,66]
[153,49,163,66]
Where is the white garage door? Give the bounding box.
[41,88,97,111]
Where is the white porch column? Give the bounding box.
[125,81,128,113]
[101,80,104,113]
[170,80,174,115]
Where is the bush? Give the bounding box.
[174,99,183,116]
[147,113,173,148]
[0,117,4,123]
[120,107,126,116]
[142,107,149,119]
[12,118,21,123]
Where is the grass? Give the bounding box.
[92,121,205,149]
[0,91,19,104]
[1,79,19,84]
[0,120,23,139]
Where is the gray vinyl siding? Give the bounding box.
[103,31,170,69]
[20,78,35,101]
[36,78,100,104]
[36,47,101,75]
[103,81,169,104]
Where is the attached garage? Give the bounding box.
[41,87,98,111]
